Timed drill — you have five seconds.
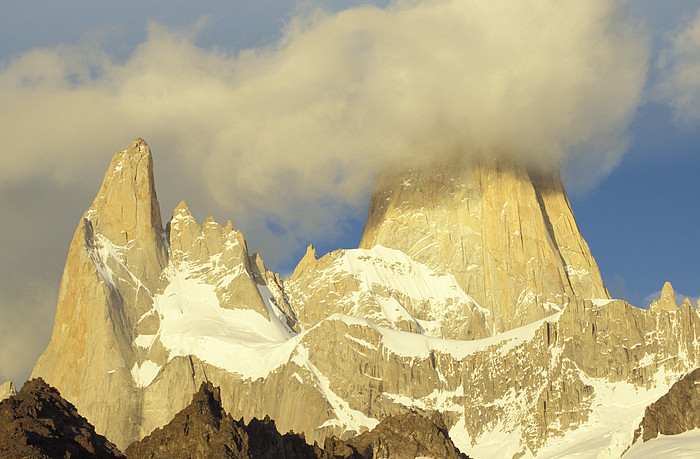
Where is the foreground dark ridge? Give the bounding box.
[0,378,470,458]
[0,378,124,458]
[127,382,470,459]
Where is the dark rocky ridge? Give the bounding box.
[0,377,124,458]
[1,377,470,458]
[125,381,329,458]
[344,410,469,459]
[127,382,471,459]
[635,367,700,442]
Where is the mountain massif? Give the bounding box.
[27,139,700,457]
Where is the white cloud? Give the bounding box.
[0,1,649,260]
[655,7,700,124]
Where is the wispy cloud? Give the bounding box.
[655,6,700,124]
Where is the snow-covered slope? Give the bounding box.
[623,429,700,458]
[286,244,490,340]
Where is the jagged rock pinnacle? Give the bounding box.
[32,139,170,448]
[650,281,678,312]
[292,244,318,278]
[89,138,164,246]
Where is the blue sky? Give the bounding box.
[0,1,698,384]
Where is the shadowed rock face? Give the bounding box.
[0,378,124,458]
[635,367,700,442]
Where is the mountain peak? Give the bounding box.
[174,200,190,214]
[292,244,318,278]
[650,281,679,312]
[359,156,608,335]
[88,138,164,248]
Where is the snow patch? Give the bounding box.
[131,360,161,388]
[329,310,562,359]
[134,334,156,348]
[535,366,684,458]
[311,245,489,336]
[152,265,300,380]
[588,298,615,307]
[624,428,700,458]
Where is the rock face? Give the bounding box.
[31,140,700,457]
[285,244,488,340]
[635,367,700,442]
[31,138,168,448]
[0,378,123,458]
[29,138,179,448]
[359,157,608,337]
[0,381,15,401]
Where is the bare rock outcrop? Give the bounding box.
[634,367,700,443]
[0,378,123,458]
[127,382,470,459]
[31,138,169,448]
[126,382,327,459]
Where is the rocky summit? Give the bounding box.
[31,139,700,457]
[358,157,608,338]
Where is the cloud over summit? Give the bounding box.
[0,0,649,263]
